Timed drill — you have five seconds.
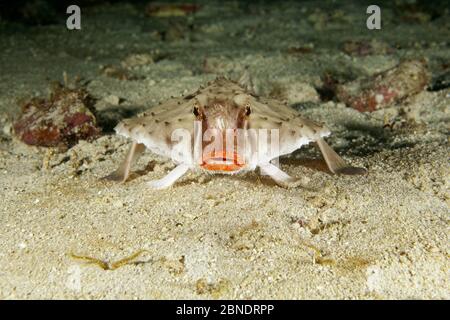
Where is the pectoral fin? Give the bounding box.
[316,138,367,175]
[102,142,146,182]
[259,162,301,187]
[147,163,190,189]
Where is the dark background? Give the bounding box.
[0,0,448,25]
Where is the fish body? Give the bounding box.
[106,78,366,188]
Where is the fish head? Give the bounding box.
[193,94,251,173]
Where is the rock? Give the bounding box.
[269,82,320,104]
[145,3,200,17]
[336,59,430,112]
[121,53,154,68]
[13,83,100,148]
[103,95,121,106]
[100,65,138,81]
[341,39,394,57]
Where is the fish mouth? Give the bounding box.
[201,150,245,172]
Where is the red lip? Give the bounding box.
[201,150,245,172]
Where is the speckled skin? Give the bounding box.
[111,77,364,188]
[116,78,329,164]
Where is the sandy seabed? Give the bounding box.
[0,1,448,299]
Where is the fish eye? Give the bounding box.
[245,106,251,116]
[193,106,200,117]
